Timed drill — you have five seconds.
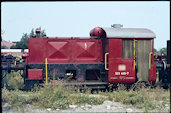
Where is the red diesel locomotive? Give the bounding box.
[22,24,156,89]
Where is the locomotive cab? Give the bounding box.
[100,26,156,84]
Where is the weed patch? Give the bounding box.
[3,71,24,90]
[99,84,170,112]
[2,84,105,110]
[2,83,170,112]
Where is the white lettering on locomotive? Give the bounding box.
[115,72,129,75]
[115,72,120,75]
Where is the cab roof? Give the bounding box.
[102,27,156,38]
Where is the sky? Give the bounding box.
[1,1,170,50]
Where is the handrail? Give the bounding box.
[133,39,136,70]
[105,53,109,70]
[45,58,48,85]
[149,52,152,69]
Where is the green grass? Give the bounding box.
[2,72,170,112]
[2,83,170,112]
[99,84,170,112]
[3,70,24,90]
[2,84,105,110]
[2,71,104,110]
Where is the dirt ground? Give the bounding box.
[2,99,170,113]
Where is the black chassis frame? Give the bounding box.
[24,63,108,90]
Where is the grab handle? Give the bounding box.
[45,58,48,85]
[105,53,109,70]
[149,52,152,69]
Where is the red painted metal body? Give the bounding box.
[27,27,157,85]
[108,39,135,83]
[22,52,28,58]
[149,39,156,82]
[149,64,156,82]
[28,38,102,64]
[28,69,43,80]
[90,27,104,37]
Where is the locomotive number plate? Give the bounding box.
[115,72,129,75]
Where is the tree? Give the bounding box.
[17,33,29,49]
[1,45,8,49]
[154,47,167,56]
[10,33,28,49]
[154,48,158,54]
[40,29,46,37]
[159,48,167,55]
[10,45,17,49]
[29,28,35,38]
